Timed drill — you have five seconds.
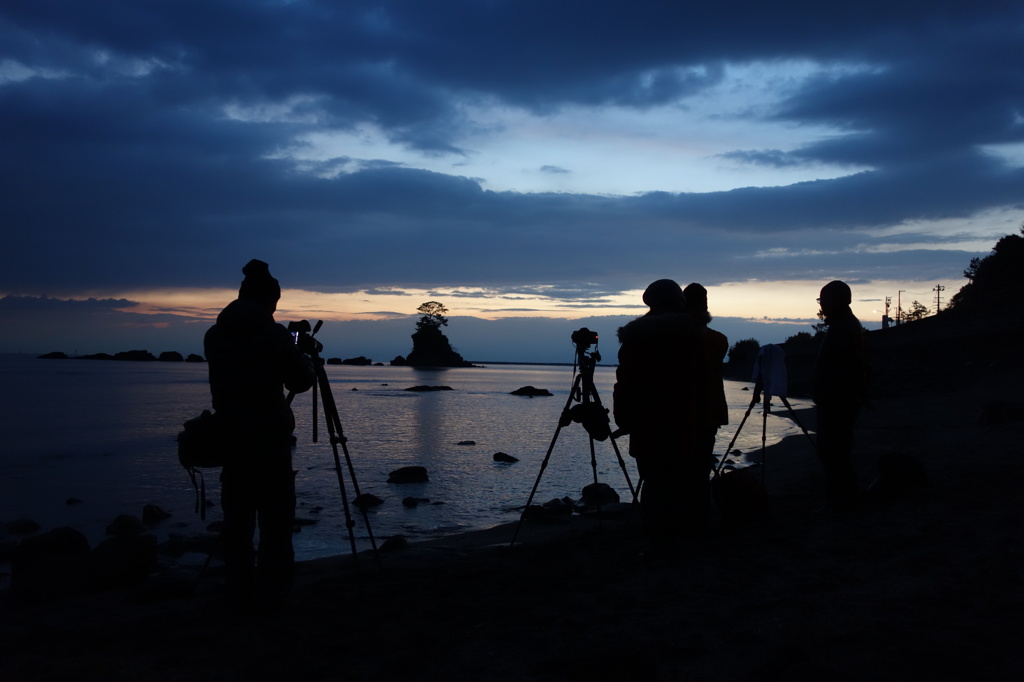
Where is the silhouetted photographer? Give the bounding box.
[204,259,314,613]
[813,280,870,511]
[614,279,710,558]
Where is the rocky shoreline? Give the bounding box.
[4,309,1022,680]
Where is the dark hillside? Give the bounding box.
[727,305,1023,403]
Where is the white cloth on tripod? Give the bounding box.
[753,344,788,398]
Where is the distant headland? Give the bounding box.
[37,350,205,362]
[36,350,405,367]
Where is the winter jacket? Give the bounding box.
[699,326,729,427]
[813,307,869,407]
[204,298,315,441]
[613,311,708,458]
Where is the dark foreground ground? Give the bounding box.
[2,318,1023,681]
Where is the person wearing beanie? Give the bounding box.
[204,259,314,612]
[682,283,729,466]
[813,280,870,511]
[613,279,711,558]
[238,258,282,309]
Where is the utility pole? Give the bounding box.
[897,290,905,325]
[933,284,945,313]
[883,296,892,328]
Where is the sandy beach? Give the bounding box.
[2,316,1022,681]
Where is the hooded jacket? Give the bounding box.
[613,311,708,458]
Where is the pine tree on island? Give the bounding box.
[397,301,473,367]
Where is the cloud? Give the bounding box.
[0,1,1020,358]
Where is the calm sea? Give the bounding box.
[0,353,809,561]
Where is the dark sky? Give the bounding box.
[1,1,1022,360]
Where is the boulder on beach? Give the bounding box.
[379,535,409,552]
[578,482,620,508]
[522,497,574,522]
[106,514,148,537]
[88,534,158,590]
[9,527,91,605]
[142,504,172,525]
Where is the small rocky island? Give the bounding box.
[390,301,474,368]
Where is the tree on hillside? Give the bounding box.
[903,300,930,322]
[782,331,817,349]
[948,225,1024,311]
[723,337,760,380]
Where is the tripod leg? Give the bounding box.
[312,372,319,443]
[312,358,381,568]
[588,434,600,487]
[581,378,637,501]
[779,396,818,453]
[510,379,580,547]
[607,435,638,503]
[607,433,645,540]
[510,422,567,547]
[714,394,758,478]
[315,367,361,559]
[761,397,770,483]
[331,416,382,562]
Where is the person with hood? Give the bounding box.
[614,279,710,557]
[813,280,870,511]
[204,259,315,612]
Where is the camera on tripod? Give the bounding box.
[511,324,637,546]
[287,319,324,355]
[571,327,598,348]
[283,318,380,562]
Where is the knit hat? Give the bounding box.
[682,283,708,311]
[238,259,281,305]
[642,279,686,312]
[820,280,852,304]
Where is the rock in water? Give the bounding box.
[387,466,429,483]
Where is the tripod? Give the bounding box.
[510,329,638,546]
[288,320,380,566]
[713,344,816,483]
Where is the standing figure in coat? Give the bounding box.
[813,280,869,511]
[614,279,710,557]
[682,283,730,467]
[205,259,315,612]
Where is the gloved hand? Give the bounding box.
[296,332,323,355]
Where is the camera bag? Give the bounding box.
[177,410,228,518]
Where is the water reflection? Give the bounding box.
[0,356,809,560]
